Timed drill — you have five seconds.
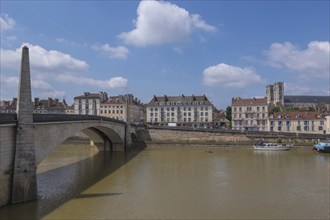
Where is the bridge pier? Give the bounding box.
[11,46,38,204]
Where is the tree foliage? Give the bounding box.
[225,106,232,121]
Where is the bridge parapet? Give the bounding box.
[33,114,126,124]
[0,113,17,124]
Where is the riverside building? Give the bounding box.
[100,94,142,123]
[146,95,214,128]
[268,111,327,134]
[74,92,108,115]
[231,97,268,131]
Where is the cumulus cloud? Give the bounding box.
[0,14,16,31]
[265,41,330,77]
[1,43,89,75]
[57,75,128,89]
[203,63,262,88]
[118,0,216,46]
[92,44,130,59]
[1,75,65,98]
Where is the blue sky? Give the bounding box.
[1,0,329,109]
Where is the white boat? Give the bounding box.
[253,142,292,151]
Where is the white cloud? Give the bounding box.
[191,14,216,32]
[57,75,128,89]
[92,44,130,59]
[1,43,89,75]
[0,14,16,31]
[203,63,262,88]
[0,75,65,98]
[118,0,216,46]
[265,41,330,77]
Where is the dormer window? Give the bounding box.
[277,115,282,119]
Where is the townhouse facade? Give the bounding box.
[99,94,143,123]
[231,97,268,131]
[74,92,108,115]
[268,111,327,134]
[146,95,214,128]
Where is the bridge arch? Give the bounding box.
[33,121,126,165]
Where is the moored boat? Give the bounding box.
[253,141,292,151]
[313,141,330,153]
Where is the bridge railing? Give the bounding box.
[33,114,127,125]
[0,113,17,124]
[0,113,127,125]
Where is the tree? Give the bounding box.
[225,106,232,122]
[271,106,281,113]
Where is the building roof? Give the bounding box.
[269,111,325,120]
[284,95,330,104]
[147,95,212,106]
[74,92,102,99]
[232,97,267,106]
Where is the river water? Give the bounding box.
[0,141,329,219]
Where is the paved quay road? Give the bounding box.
[0,141,329,220]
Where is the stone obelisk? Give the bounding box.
[11,46,38,203]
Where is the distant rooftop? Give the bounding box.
[232,97,268,106]
[284,95,330,104]
[148,95,211,106]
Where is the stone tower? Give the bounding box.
[11,46,38,203]
[273,82,284,106]
[266,84,274,105]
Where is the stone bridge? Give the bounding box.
[0,46,148,207]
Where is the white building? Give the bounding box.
[146,95,214,128]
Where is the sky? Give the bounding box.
[1,0,329,109]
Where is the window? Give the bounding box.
[297,126,301,131]
[278,121,282,126]
[270,121,274,126]
[319,126,323,131]
[304,121,308,126]
[304,126,309,131]
[150,113,153,117]
[286,121,290,126]
[257,107,259,111]
[278,126,282,131]
[286,126,290,132]
[320,121,324,125]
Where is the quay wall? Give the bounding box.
[146,127,329,146]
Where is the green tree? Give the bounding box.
[225,106,232,122]
[271,106,281,113]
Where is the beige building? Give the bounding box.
[74,92,108,115]
[269,111,327,134]
[232,97,268,131]
[100,94,142,123]
[146,95,214,128]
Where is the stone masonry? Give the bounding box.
[11,46,38,203]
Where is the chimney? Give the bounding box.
[34,98,39,107]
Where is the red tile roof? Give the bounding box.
[232,97,267,106]
[269,111,325,120]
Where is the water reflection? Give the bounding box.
[0,141,145,220]
[1,145,329,220]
